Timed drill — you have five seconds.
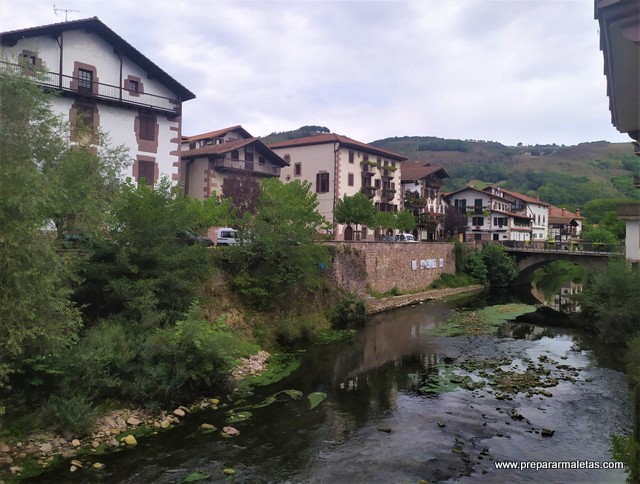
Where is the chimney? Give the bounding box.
[562,208,566,215]
[575,208,581,217]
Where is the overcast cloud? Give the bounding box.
[0,0,631,147]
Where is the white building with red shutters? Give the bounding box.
[0,17,195,186]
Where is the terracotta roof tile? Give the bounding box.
[400,162,449,182]
[268,133,407,161]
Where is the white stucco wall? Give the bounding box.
[2,27,185,185]
[274,143,336,223]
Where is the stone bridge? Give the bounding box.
[503,245,619,283]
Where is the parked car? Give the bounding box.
[395,233,417,243]
[176,229,213,247]
[216,227,239,246]
[381,235,396,242]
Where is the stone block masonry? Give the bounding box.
[326,241,456,294]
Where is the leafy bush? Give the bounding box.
[40,394,96,437]
[328,293,366,329]
[463,250,488,285]
[430,272,477,289]
[577,258,640,345]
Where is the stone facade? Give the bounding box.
[326,241,456,294]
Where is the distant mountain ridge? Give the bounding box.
[261,128,639,211]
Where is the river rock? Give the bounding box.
[173,408,185,418]
[127,417,141,426]
[222,426,238,436]
[200,423,216,431]
[161,419,171,429]
[39,443,52,453]
[70,465,79,472]
[10,465,23,474]
[71,439,81,448]
[0,442,10,453]
[0,455,13,465]
[61,449,77,458]
[92,462,105,470]
[541,428,555,437]
[70,459,83,468]
[123,435,137,446]
[437,421,446,428]
[223,468,236,476]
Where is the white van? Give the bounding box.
[216,227,239,246]
[395,233,418,243]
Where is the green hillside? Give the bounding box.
[371,136,639,211]
[261,128,640,218]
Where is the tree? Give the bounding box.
[372,211,397,237]
[0,61,83,391]
[443,205,469,238]
[227,179,330,309]
[577,258,640,344]
[396,210,417,233]
[221,171,261,218]
[481,244,518,287]
[582,224,619,248]
[333,193,376,237]
[598,211,626,240]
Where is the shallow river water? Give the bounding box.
[31,295,631,483]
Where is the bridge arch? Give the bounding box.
[507,250,611,284]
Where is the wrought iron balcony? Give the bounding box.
[213,158,280,176]
[1,61,181,114]
[361,186,376,199]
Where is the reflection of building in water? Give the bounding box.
[551,281,582,313]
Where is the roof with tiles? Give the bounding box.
[181,137,288,166]
[483,186,551,207]
[400,162,449,182]
[0,17,195,101]
[182,126,252,142]
[268,133,407,161]
[548,205,584,224]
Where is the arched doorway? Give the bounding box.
[344,226,354,241]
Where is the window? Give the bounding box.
[21,53,36,69]
[374,179,381,189]
[129,80,139,92]
[139,115,155,141]
[348,173,354,186]
[230,150,239,160]
[349,151,354,163]
[284,154,291,164]
[78,69,92,92]
[138,159,155,186]
[316,172,329,193]
[472,217,484,226]
[258,156,265,165]
[76,105,94,129]
[474,198,483,214]
[245,146,254,162]
[294,162,302,176]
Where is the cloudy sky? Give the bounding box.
[0,0,630,146]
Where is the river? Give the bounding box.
[29,292,631,483]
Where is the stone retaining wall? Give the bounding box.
[326,241,456,294]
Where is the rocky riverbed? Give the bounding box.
[0,351,270,483]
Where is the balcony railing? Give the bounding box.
[381,188,396,200]
[213,158,281,176]
[1,61,180,114]
[361,186,376,199]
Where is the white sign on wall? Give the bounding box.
[411,260,417,270]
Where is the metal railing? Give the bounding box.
[213,158,281,176]
[1,61,180,114]
[500,240,624,254]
